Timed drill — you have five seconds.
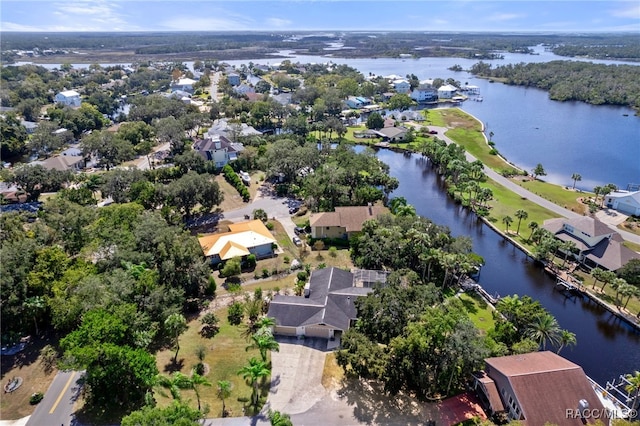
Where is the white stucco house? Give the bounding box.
[392,79,411,94]
[437,84,458,99]
[54,90,81,107]
[170,78,197,94]
[410,85,438,103]
[193,135,244,168]
[604,191,640,216]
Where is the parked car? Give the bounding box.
[294,226,306,235]
[429,129,438,134]
[292,236,302,246]
[289,207,299,214]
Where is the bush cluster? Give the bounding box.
[222,165,250,202]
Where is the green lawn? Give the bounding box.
[458,293,496,333]
[510,178,591,214]
[154,306,268,418]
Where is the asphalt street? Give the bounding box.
[26,370,83,426]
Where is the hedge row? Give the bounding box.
[222,165,250,202]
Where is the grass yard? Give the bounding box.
[481,179,558,242]
[321,352,344,390]
[154,306,268,418]
[510,178,591,215]
[0,334,59,420]
[458,293,496,334]
[215,171,264,212]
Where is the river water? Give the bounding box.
[370,149,640,386]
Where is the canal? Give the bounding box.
[373,148,640,386]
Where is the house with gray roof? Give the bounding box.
[542,217,640,271]
[268,267,384,339]
[604,190,640,216]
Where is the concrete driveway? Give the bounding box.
[265,337,328,415]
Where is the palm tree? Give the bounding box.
[156,372,192,401]
[571,173,582,190]
[528,221,539,241]
[194,344,206,375]
[246,332,280,362]
[83,173,103,200]
[217,380,232,417]
[560,241,576,268]
[238,357,270,409]
[591,267,605,289]
[514,209,528,235]
[625,371,640,410]
[593,186,602,206]
[599,270,616,292]
[525,313,561,350]
[190,372,212,411]
[268,409,293,426]
[502,215,513,234]
[556,329,577,354]
[611,278,627,307]
[622,285,640,310]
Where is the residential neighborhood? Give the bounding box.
[1,41,639,426]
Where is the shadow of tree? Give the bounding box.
[336,377,439,426]
[163,358,185,373]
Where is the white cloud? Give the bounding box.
[0,22,44,31]
[266,17,292,28]
[161,16,254,31]
[486,13,524,22]
[610,3,640,19]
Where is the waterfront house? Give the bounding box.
[474,351,607,425]
[345,96,371,109]
[410,85,438,103]
[604,190,640,216]
[392,79,411,94]
[309,204,387,239]
[198,219,276,265]
[542,217,640,271]
[54,90,81,107]
[192,135,244,168]
[437,84,458,99]
[374,126,408,142]
[268,267,388,339]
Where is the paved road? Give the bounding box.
[26,370,83,426]
[222,183,299,241]
[431,126,640,245]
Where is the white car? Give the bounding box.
[292,236,302,246]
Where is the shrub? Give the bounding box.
[246,254,257,269]
[220,258,241,278]
[265,222,274,230]
[30,392,44,405]
[283,256,290,264]
[262,268,270,278]
[489,148,498,155]
[227,302,244,325]
[205,276,217,297]
[328,246,338,257]
[297,271,308,282]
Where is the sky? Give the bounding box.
[1,1,639,33]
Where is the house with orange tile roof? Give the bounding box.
[198,219,276,265]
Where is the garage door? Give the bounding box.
[304,326,331,339]
[274,326,297,336]
[617,203,637,216]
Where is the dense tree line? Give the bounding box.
[470,60,640,109]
